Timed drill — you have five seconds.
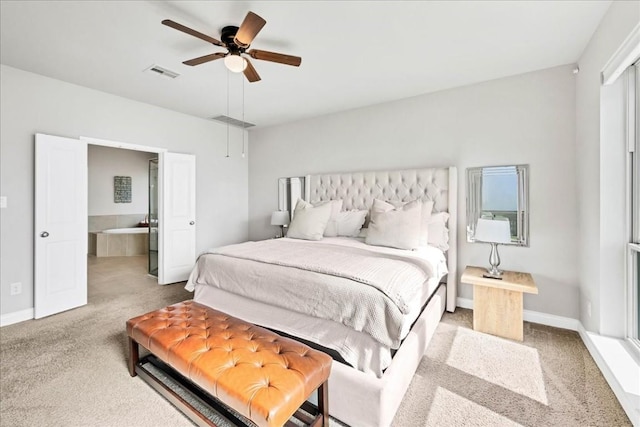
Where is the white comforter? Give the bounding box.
[186,237,447,348]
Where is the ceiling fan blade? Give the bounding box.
[183,52,227,66]
[247,49,301,67]
[234,12,266,48]
[162,19,224,47]
[243,58,261,83]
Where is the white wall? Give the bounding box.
[0,64,249,317]
[575,2,639,334]
[249,65,579,319]
[88,145,155,216]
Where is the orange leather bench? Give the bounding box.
[126,300,332,427]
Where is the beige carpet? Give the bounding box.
[0,256,630,427]
[393,311,630,427]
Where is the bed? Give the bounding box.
[186,167,458,427]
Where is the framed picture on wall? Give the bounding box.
[114,176,132,203]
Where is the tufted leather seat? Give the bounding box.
[127,301,332,427]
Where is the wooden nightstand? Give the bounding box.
[461,266,538,341]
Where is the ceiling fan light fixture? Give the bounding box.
[224,54,247,73]
[162,11,301,82]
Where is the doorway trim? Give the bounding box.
[80,136,167,153]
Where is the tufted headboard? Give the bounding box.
[305,167,458,312]
[307,168,450,212]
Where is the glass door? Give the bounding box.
[148,159,159,276]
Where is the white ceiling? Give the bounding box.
[0,1,611,129]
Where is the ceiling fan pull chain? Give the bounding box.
[226,68,230,158]
[242,75,246,158]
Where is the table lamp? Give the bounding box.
[474,218,511,279]
[270,211,290,238]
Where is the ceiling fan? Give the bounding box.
[162,11,302,83]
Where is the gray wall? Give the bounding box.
[575,1,640,334]
[249,64,580,319]
[88,145,155,216]
[0,64,249,317]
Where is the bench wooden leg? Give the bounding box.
[318,381,328,427]
[128,337,139,377]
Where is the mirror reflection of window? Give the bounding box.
[481,167,518,238]
[466,164,528,246]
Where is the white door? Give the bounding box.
[158,152,196,284]
[34,134,87,318]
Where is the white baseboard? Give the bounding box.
[577,325,640,427]
[456,297,474,310]
[456,297,580,331]
[0,308,34,327]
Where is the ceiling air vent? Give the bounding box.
[144,65,180,79]
[211,115,256,129]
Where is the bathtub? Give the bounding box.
[88,228,149,257]
[102,227,149,234]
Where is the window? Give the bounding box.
[632,245,640,340]
[628,63,640,349]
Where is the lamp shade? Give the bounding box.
[475,218,511,244]
[271,211,290,226]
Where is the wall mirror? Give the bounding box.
[278,176,307,216]
[466,165,529,246]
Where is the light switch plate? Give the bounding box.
[0,196,6,209]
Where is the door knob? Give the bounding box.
[40,231,49,238]
[189,221,195,225]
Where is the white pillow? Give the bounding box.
[428,212,450,251]
[377,199,434,246]
[311,200,343,237]
[418,200,434,246]
[286,199,332,241]
[335,210,368,237]
[365,199,422,249]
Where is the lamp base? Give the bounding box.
[484,243,503,279]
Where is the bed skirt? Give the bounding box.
[321,284,446,427]
[195,283,446,426]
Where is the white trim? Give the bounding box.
[629,244,640,354]
[521,307,581,331]
[0,308,34,327]
[456,297,580,331]
[627,66,637,153]
[80,136,167,153]
[456,297,474,310]
[602,22,640,85]
[447,167,458,312]
[578,324,640,427]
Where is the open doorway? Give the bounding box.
[82,137,196,286]
[87,145,158,286]
[34,134,196,319]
